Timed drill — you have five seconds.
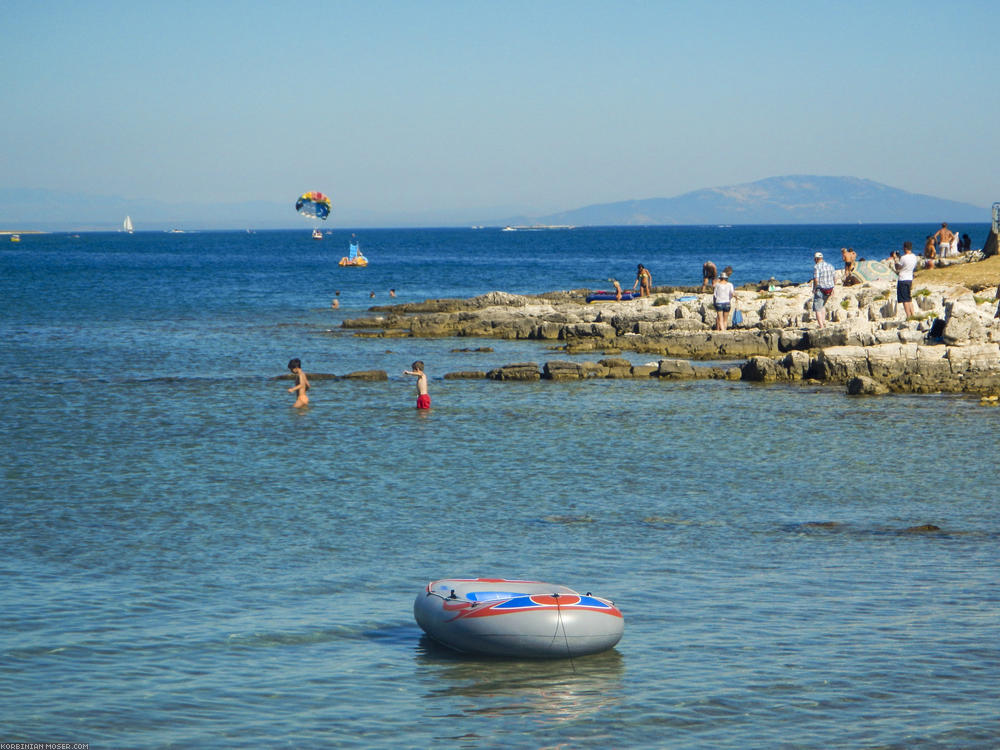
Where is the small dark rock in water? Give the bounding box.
[901,524,942,533]
[342,370,388,381]
[800,521,842,528]
[847,376,890,396]
[451,346,494,353]
[444,371,487,379]
[487,363,541,381]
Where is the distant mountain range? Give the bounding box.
[0,176,989,231]
[507,176,988,227]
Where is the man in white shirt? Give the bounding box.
[893,241,919,318]
[811,252,836,328]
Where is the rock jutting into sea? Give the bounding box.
[335,266,1000,396]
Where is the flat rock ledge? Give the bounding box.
[477,358,738,382]
[741,342,1000,394]
[439,346,999,394]
[344,281,1000,364]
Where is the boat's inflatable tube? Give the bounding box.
[414,578,624,658]
[586,290,637,302]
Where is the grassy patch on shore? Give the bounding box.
[918,254,1000,292]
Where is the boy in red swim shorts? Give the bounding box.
[403,360,430,409]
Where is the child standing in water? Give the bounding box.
[403,361,430,410]
[287,358,309,408]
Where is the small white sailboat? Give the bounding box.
[123,216,134,234]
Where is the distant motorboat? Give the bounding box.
[10,234,20,242]
[312,228,323,240]
[503,224,573,232]
[123,216,134,234]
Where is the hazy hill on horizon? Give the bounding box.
[0,176,989,231]
[512,176,988,227]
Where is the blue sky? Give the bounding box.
[2,0,997,224]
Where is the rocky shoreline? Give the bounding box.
[331,263,1000,397]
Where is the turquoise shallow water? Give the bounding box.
[2,228,998,748]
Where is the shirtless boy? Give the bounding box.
[287,358,310,408]
[403,360,430,410]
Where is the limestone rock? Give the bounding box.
[487,362,540,381]
[942,300,987,345]
[342,370,388,381]
[543,360,585,380]
[741,355,787,382]
[809,346,870,381]
[804,326,850,350]
[781,350,811,380]
[656,359,697,379]
[846,376,889,395]
[469,291,531,308]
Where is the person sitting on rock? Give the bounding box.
[923,235,936,270]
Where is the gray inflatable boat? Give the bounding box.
[414,577,624,658]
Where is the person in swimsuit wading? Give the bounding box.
[403,360,431,410]
[287,358,310,408]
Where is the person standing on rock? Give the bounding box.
[633,264,652,297]
[702,261,717,291]
[811,252,836,328]
[934,222,955,258]
[713,272,736,330]
[922,235,937,269]
[893,241,918,319]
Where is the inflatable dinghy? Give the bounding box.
[414,577,624,658]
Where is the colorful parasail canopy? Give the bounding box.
[295,191,332,221]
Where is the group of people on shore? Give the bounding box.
[922,223,971,270]
[607,263,652,301]
[811,222,968,327]
[813,240,921,327]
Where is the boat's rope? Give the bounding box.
[552,593,577,673]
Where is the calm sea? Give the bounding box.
[2,225,998,749]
